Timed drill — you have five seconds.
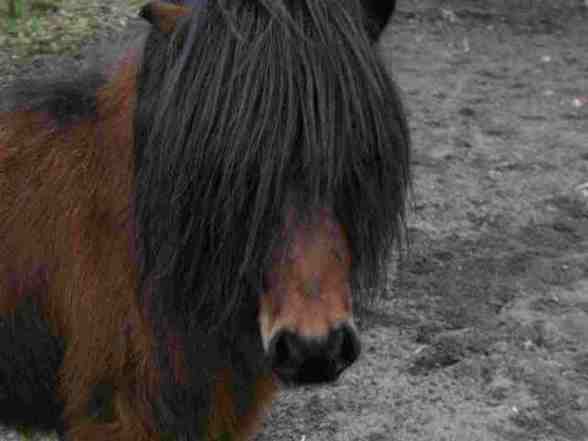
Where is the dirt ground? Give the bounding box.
[1,0,588,440]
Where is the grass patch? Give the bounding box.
[0,0,141,59]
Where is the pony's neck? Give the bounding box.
[91,45,141,214]
[100,44,142,117]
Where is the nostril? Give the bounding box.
[335,325,361,368]
[326,327,344,359]
[345,326,361,361]
[269,331,302,372]
[273,333,289,366]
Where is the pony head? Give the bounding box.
[135,0,409,388]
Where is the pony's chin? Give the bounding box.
[271,365,344,388]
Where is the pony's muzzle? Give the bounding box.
[267,324,360,385]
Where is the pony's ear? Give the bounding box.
[361,0,396,42]
[139,1,191,34]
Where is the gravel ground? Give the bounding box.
[0,0,144,92]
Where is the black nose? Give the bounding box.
[268,325,361,385]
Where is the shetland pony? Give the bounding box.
[0,0,409,440]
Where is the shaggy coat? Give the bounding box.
[0,0,409,440]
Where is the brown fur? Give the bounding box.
[139,2,191,34]
[207,370,276,441]
[0,48,276,441]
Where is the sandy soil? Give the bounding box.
[1,0,588,440]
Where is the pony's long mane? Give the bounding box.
[0,0,409,437]
[134,0,410,333]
